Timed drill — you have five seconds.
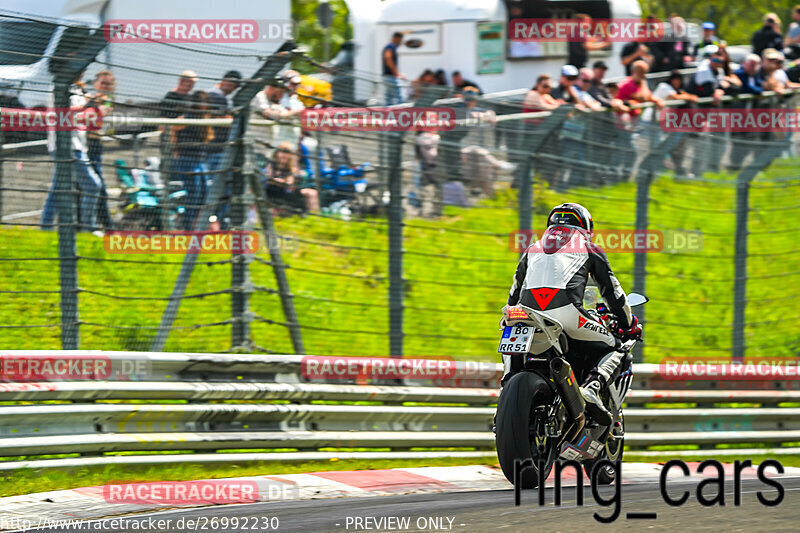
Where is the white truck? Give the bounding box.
[0,0,291,107]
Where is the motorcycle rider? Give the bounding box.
[505,203,641,425]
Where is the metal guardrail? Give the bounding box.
[0,351,797,470]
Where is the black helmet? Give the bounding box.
[546,202,593,238]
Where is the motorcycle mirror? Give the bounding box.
[627,292,649,307]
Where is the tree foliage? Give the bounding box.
[639,0,796,46]
[292,0,352,73]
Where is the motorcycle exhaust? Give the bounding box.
[550,357,585,442]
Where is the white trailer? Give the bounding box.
[347,0,642,100]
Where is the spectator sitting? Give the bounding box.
[452,71,483,95]
[264,141,319,213]
[551,64,581,103]
[736,54,764,94]
[620,37,655,75]
[693,22,720,58]
[689,45,727,103]
[567,13,607,69]
[753,13,784,57]
[786,5,800,59]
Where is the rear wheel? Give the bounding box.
[496,372,558,488]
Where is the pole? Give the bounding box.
[387,130,403,357]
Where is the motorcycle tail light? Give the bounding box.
[506,307,529,320]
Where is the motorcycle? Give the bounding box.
[494,291,648,488]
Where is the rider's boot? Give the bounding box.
[580,373,612,426]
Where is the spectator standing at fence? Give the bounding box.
[551,65,581,103]
[411,69,435,100]
[760,49,800,91]
[412,126,440,211]
[753,14,784,56]
[41,71,104,234]
[690,45,727,102]
[567,13,606,69]
[730,54,767,171]
[522,74,562,188]
[620,36,655,75]
[785,6,800,59]
[736,54,764,94]
[171,91,212,230]
[86,70,116,231]
[382,32,405,105]
[253,85,302,148]
[206,70,241,229]
[160,70,196,119]
[615,60,664,180]
[451,71,482,95]
[655,15,693,71]
[264,141,319,213]
[693,22,720,58]
[643,70,696,177]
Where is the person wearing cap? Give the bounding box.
[206,70,242,229]
[693,21,720,58]
[689,45,727,102]
[760,48,800,92]
[550,64,581,103]
[752,13,784,57]
[160,70,197,119]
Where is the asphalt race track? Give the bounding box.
[25,477,800,532]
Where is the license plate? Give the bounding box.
[497,324,533,354]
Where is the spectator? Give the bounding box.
[451,71,482,95]
[523,74,561,115]
[279,70,306,111]
[655,15,693,71]
[207,70,242,228]
[752,13,783,57]
[439,86,494,188]
[411,69,436,100]
[644,70,696,176]
[689,45,726,103]
[160,70,197,118]
[412,127,440,210]
[718,44,743,95]
[264,141,319,213]
[620,37,655,75]
[382,31,405,105]
[433,69,447,86]
[567,13,606,69]
[551,64,581,103]
[736,54,764,94]
[615,60,664,179]
[172,91,212,230]
[693,22,720,58]
[41,71,104,234]
[86,70,116,231]
[252,84,302,148]
[760,48,788,93]
[786,5,800,59]
[574,68,603,111]
[560,68,603,187]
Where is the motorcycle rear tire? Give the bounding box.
[496,371,556,489]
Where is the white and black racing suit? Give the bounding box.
[506,225,633,384]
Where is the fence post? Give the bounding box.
[387,130,404,357]
[230,127,254,350]
[732,139,788,360]
[152,42,296,352]
[517,107,571,232]
[246,143,306,354]
[49,30,107,349]
[632,129,683,362]
[0,129,4,221]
